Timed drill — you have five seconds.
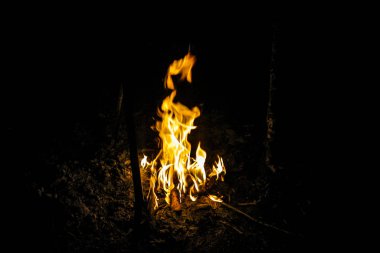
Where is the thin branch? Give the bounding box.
[219,220,243,234]
[265,24,278,173]
[237,202,257,206]
[114,82,124,139]
[220,202,292,236]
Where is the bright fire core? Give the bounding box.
[141,52,226,210]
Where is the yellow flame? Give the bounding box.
[141,52,226,209]
[208,194,223,203]
[165,52,196,90]
[209,156,226,181]
[140,155,148,168]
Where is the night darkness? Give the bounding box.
[5,17,311,252]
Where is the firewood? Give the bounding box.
[170,189,181,211]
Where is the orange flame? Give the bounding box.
[141,52,226,209]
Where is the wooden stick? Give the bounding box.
[219,220,243,234]
[237,202,257,206]
[124,81,144,225]
[114,82,124,139]
[264,23,279,173]
[170,189,181,211]
[220,202,292,236]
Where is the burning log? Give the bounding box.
[170,189,181,211]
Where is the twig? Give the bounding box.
[219,220,243,234]
[114,82,124,139]
[237,202,257,206]
[220,202,292,236]
[264,23,279,173]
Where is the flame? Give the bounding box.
[141,52,226,209]
[165,52,196,90]
[208,194,223,203]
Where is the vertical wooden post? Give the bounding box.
[124,81,143,225]
[265,24,278,173]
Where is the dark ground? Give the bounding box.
[4,21,311,252]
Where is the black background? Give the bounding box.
[7,21,308,163]
[4,14,310,251]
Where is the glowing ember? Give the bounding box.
[141,52,226,210]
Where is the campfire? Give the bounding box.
[22,34,310,252]
[141,52,226,211]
